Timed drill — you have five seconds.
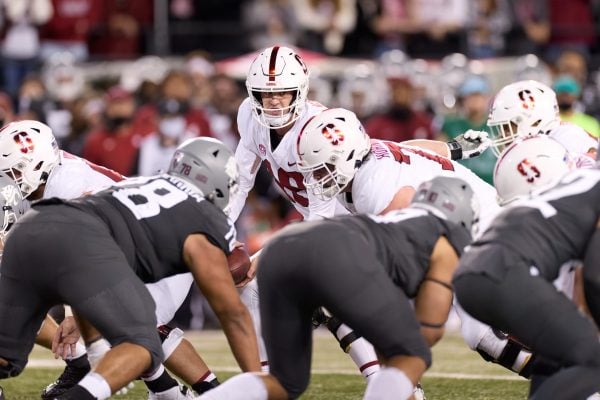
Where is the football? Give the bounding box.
[227,245,251,284]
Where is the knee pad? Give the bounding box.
[157,325,184,360]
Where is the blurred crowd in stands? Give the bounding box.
[1,0,599,328]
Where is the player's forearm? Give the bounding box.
[220,308,261,372]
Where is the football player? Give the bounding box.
[296,108,500,226]
[487,79,597,164]
[0,137,261,399]
[453,167,600,399]
[0,121,219,399]
[197,176,477,400]
[455,81,597,382]
[231,46,491,384]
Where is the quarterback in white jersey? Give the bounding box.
[230,97,339,221]
[0,120,215,398]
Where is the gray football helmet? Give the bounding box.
[410,175,479,234]
[167,137,239,213]
[0,172,27,243]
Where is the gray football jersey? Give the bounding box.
[46,174,236,283]
[467,168,600,281]
[340,208,471,297]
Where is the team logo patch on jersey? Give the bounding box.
[259,144,267,156]
[321,123,344,145]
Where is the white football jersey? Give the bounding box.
[43,151,124,200]
[230,98,346,221]
[340,139,500,229]
[549,122,597,168]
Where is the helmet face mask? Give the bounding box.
[167,137,239,214]
[0,172,26,244]
[246,46,309,129]
[303,161,353,200]
[487,80,559,156]
[0,120,60,198]
[296,108,371,200]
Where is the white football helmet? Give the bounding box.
[487,80,559,156]
[296,108,370,200]
[494,136,573,205]
[246,45,309,128]
[0,120,60,198]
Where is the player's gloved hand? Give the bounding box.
[447,130,491,160]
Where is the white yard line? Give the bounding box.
[26,359,524,381]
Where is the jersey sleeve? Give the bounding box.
[43,162,117,200]
[552,123,598,156]
[352,157,419,215]
[196,203,237,254]
[228,99,262,222]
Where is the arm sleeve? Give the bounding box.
[228,135,261,222]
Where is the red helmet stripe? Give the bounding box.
[268,46,280,82]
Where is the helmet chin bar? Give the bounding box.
[264,111,294,128]
[302,163,350,201]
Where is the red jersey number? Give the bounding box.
[264,160,309,207]
[383,141,454,171]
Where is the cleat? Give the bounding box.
[41,357,91,399]
[148,384,195,399]
[413,382,427,400]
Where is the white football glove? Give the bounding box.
[447,130,491,160]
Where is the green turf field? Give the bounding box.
[1,330,529,399]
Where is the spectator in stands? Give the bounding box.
[159,70,213,139]
[17,73,51,121]
[0,91,15,126]
[553,75,600,138]
[504,0,549,56]
[364,75,435,142]
[466,0,511,59]
[62,92,105,156]
[82,85,143,176]
[185,51,215,109]
[367,0,421,57]
[204,73,244,151]
[137,98,198,176]
[293,0,357,55]
[89,0,153,59]
[242,0,299,51]
[545,0,596,62]
[439,74,496,184]
[0,0,53,97]
[405,0,469,58]
[39,0,103,62]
